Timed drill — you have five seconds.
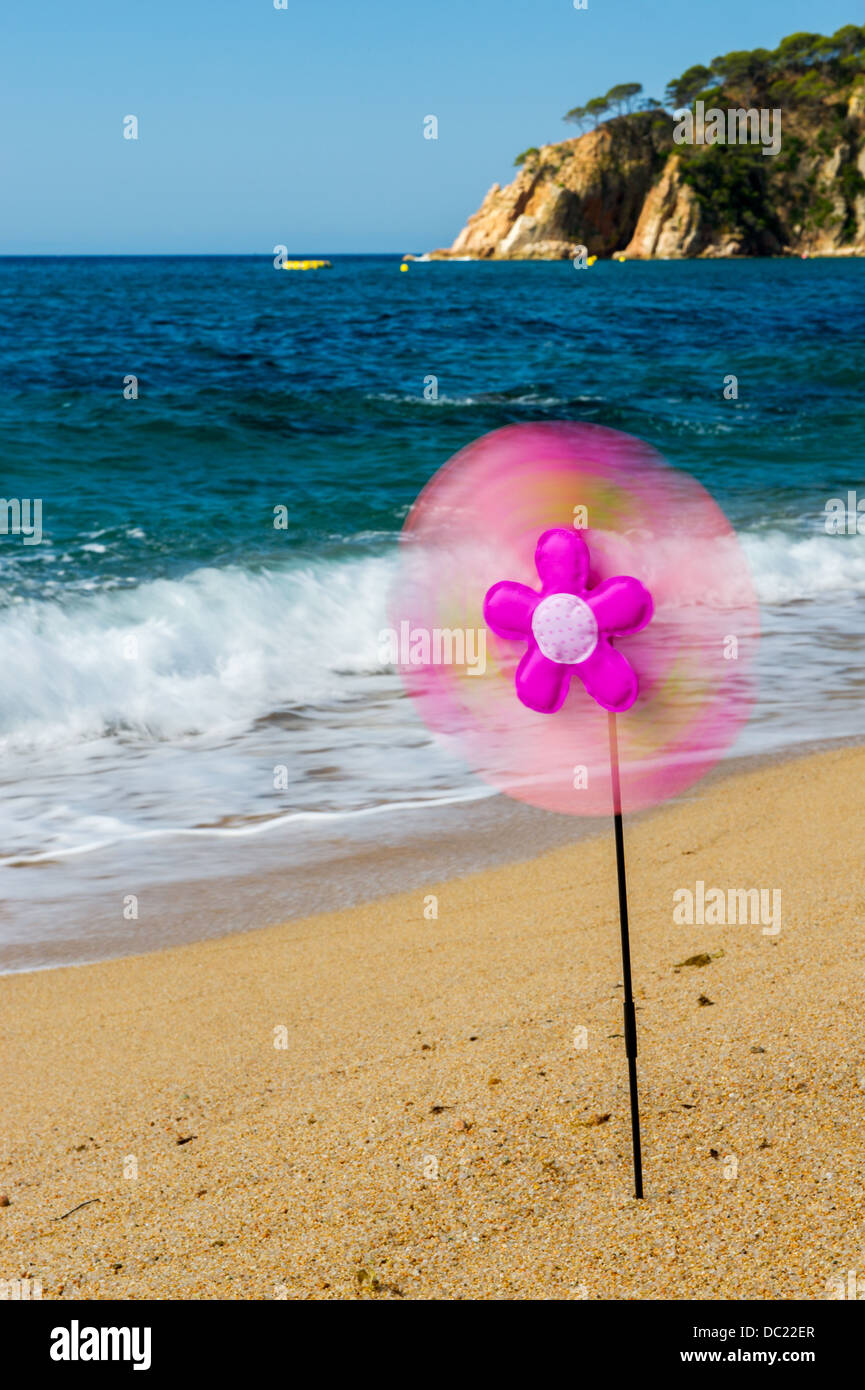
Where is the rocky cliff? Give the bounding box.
[431,76,865,260]
[439,111,674,261]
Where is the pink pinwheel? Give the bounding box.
[395,421,760,1202]
[484,527,653,714]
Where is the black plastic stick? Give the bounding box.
[608,710,644,1199]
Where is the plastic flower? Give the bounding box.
[483,528,653,714]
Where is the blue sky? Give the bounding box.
[1,0,858,254]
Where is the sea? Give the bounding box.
[1,253,863,969]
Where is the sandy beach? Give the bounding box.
[1,743,864,1301]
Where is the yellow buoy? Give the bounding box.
[400,263,408,271]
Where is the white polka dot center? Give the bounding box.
[531,592,599,665]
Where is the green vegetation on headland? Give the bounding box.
[562,83,661,136]
[665,27,865,252]
[551,25,865,153]
[662,26,865,112]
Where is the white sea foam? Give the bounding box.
[0,528,863,758]
[0,785,495,868]
[0,554,395,754]
[742,528,865,604]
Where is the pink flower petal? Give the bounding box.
[484,581,537,638]
[576,638,639,712]
[534,529,589,594]
[586,576,653,635]
[515,644,572,713]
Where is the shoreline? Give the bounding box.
[3,730,863,977]
[1,741,864,1298]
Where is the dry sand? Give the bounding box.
[1,744,864,1300]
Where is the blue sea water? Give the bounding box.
[1,253,864,966]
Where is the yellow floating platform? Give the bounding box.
[281,260,332,270]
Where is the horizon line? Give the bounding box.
[0,251,414,259]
